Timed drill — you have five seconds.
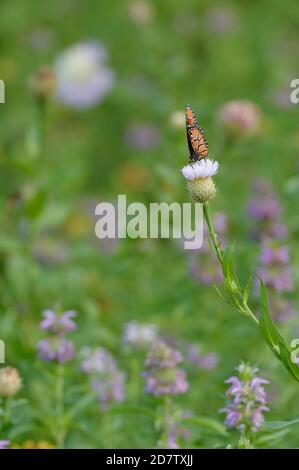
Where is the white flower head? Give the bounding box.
[54,40,114,109]
[181,159,219,180]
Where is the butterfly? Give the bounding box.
[185,104,209,162]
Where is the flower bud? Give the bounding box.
[187,176,216,203]
[29,66,56,100]
[181,159,219,203]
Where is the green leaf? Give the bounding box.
[25,189,47,220]
[263,417,299,430]
[259,280,299,381]
[109,404,156,419]
[68,391,98,419]
[243,273,254,305]
[278,340,299,381]
[255,428,289,445]
[259,280,283,358]
[222,245,240,291]
[183,416,227,436]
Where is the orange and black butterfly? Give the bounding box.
[185,104,209,162]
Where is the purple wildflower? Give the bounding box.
[0,440,10,449]
[214,212,229,234]
[40,309,77,335]
[248,197,282,221]
[37,309,77,363]
[220,363,269,432]
[81,348,125,409]
[248,178,296,321]
[187,344,219,370]
[159,410,191,449]
[166,433,180,449]
[189,257,223,286]
[260,244,289,265]
[143,341,188,396]
[258,242,294,293]
[269,296,296,323]
[124,124,161,150]
[54,41,114,109]
[247,178,288,241]
[37,337,75,363]
[258,266,294,292]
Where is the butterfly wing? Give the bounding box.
[186,126,195,157]
[185,105,197,127]
[188,126,209,158]
[185,105,209,159]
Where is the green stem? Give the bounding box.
[203,202,259,326]
[55,363,65,448]
[0,398,10,432]
[158,396,173,448]
[35,97,47,161]
[130,355,141,400]
[101,410,113,448]
[238,429,252,449]
[203,203,223,264]
[3,398,10,426]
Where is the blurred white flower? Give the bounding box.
[123,321,158,348]
[54,41,114,109]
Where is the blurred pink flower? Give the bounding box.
[204,7,239,34]
[218,100,262,137]
[128,1,154,25]
[0,440,10,449]
[124,124,161,150]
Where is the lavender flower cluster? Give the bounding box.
[220,363,269,432]
[159,411,190,449]
[186,344,219,370]
[37,309,77,363]
[142,341,189,396]
[248,178,288,241]
[248,178,296,322]
[0,440,10,450]
[81,348,125,409]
